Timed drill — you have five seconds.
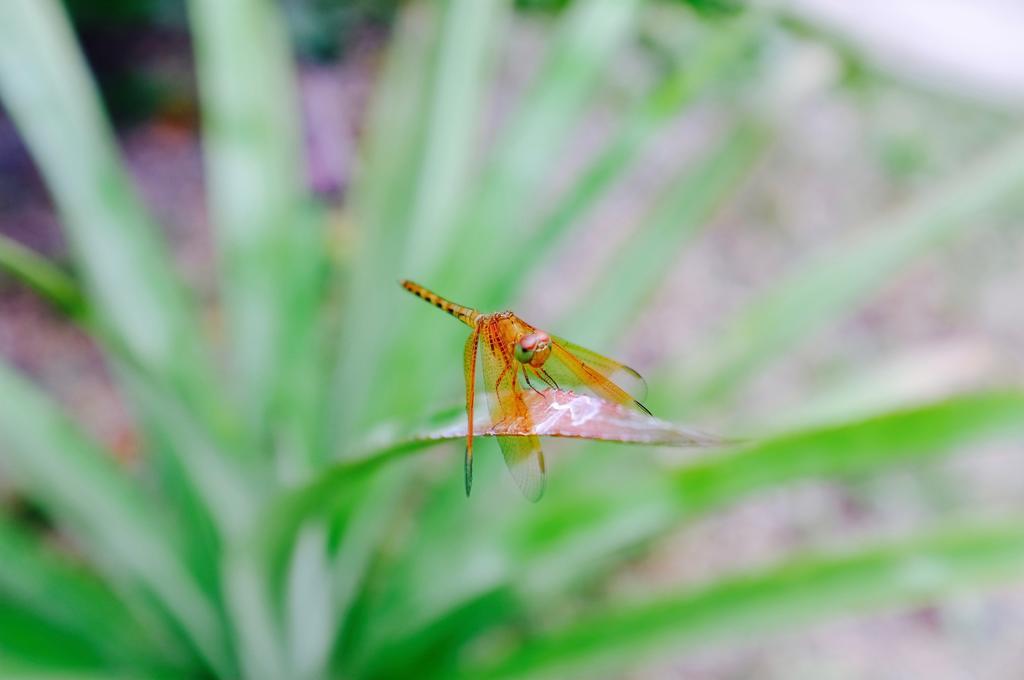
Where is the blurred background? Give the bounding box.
[2,0,1024,678]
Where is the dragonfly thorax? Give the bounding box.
[515,331,551,368]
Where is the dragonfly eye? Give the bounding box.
[514,341,535,364]
[516,332,551,366]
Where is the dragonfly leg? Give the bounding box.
[523,367,545,396]
[539,368,561,391]
[493,364,514,411]
[535,370,557,390]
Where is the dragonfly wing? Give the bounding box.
[496,434,546,502]
[481,319,547,501]
[545,337,650,413]
[547,334,647,401]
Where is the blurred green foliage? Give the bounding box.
[2,0,1024,678]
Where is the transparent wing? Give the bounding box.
[547,334,647,401]
[480,319,547,502]
[543,335,650,413]
[496,433,546,502]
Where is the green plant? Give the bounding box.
[1,0,1024,678]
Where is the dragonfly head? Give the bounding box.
[515,331,551,368]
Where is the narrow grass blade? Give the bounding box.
[654,128,1024,414]
[335,462,514,680]
[0,0,216,408]
[328,467,415,656]
[277,465,414,679]
[354,390,1024,665]
[513,391,1024,632]
[264,387,727,551]
[345,0,442,249]
[223,548,289,680]
[0,247,234,634]
[382,389,727,449]
[0,663,131,680]
[433,0,641,297]
[348,0,642,440]
[113,361,261,538]
[0,362,233,677]
[475,523,1024,679]
[284,523,335,680]
[0,7,244,580]
[671,390,1024,513]
[563,120,769,346]
[187,0,324,440]
[744,340,998,434]
[326,1,446,448]
[269,389,1024,609]
[0,516,178,673]
[403,0,508,275]
[0,235,83,315]
[517,391,1024,588]
[0,597,110,673]
[485,12,764,307]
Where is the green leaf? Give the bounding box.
[0,235,83,315]
[223,546,288,680]
[351,389,726,454]
[113,362,262,538]
[475,523,1024,678]
[0,2,252,621]
[346,0,643,441]
[186,0,324,440]
[263,387,726,561]
[562,120,769,346]
[283,523,335,679]
[403,0,509,276]
[0,516,178,673]
[0,598,108,673]
[0,666,136,680]
[655,128,1024,415]
[357,390,1024,667]
[671,390,1024,512]
[0,5,240,564]
[433,0,642,298]
[485,11,764,308]
[326,0,448,448]
[0,0,215,407]
[0,362,233,677]
[279,465,415,679]
[327,467,416,656]
[518,391,1024,592]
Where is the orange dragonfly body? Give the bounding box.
[401,280,651,501]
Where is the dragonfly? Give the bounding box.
[401,280,651,501]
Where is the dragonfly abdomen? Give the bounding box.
[401,280,480,326]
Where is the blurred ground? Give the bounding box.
[2,2,1024,677]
